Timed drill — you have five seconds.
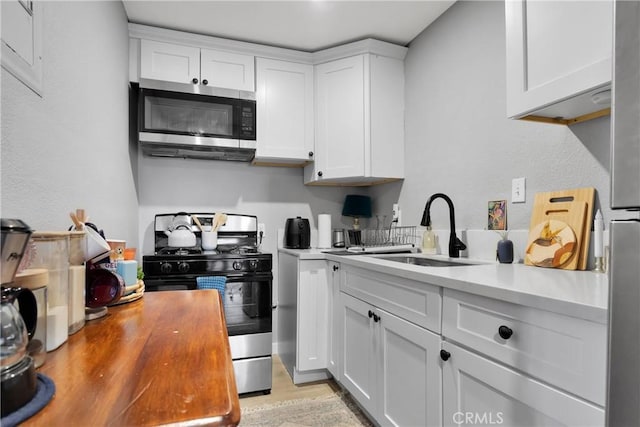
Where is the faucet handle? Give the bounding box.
[455,237,467,251]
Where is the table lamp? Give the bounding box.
[342,195,372,231]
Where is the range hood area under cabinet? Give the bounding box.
[130,24,407,186]
[505,0,613,125]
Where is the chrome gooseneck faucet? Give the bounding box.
[420,193,467,258]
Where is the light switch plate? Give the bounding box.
[512,177,526,203]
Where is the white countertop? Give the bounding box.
[278,247,609,324]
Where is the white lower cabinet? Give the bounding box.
[441,289,606,427]
[277,253,331,384]
[441,341,604,427]
[327,261,341,380]
[340,292,442,427]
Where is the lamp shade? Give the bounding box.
[342,195,372,218]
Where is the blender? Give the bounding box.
[1,219,38,416]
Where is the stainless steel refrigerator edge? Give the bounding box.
[606,1,640,426]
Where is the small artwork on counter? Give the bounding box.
[488,200,507,230]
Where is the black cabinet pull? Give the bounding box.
[192,78,199,84]
[308,151,314,157]
[440,349,451,361]
[498,325,513,340]
[317,171,323,177]
[373,313,380,323]
[333,265,339,271]
[202,79,208,85]
[368,310,373,318]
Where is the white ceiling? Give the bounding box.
[122,1,456,52]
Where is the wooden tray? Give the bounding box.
[526,188,595,270]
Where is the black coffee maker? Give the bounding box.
[1,219,38,417]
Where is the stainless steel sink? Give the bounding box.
[376,255,484,267]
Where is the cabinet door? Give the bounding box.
[327,261,341,379]
[297,260,328,371]
[277,252,298,379]
[378,309,442,427]
[340,292,376,415]
[200,49,254,91]
[505,0,612,120]
[140,39,200,84]
[442,342,605,427]
[314,55,365,180]
[255,58,314,163]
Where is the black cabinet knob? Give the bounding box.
[308,151,314,157]
[440,349,451,361]
[368,310,373,318]
[498,325,513,340]
[317,171,323,177]
[202,79,208,85]
[373,313,380,323]
[192,78,199,84]
[333,265,339,271]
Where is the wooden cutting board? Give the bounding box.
[525,188,595,270]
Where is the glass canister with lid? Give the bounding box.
[30,231,69,351]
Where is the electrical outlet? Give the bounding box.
[512,177,526,203]
[258,223,266,237]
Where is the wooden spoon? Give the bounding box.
[192,215,204,233]
[70,212,83,230]
[213,213,227,232]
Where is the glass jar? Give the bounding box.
[30,232,69,351]
[13,268,48,368]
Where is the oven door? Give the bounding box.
[224,273,272,337]
[143,272,272,337]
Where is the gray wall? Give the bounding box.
[1,1,137,244]
[137,158,366,257]
[372,0,622,232]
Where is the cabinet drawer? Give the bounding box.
[341,265,441,333]
[442,289,606,406]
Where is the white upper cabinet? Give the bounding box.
[505,0,613,124]
[140,39,200,84]
[140,39,254,91]
[200,49,254,92]
[254,58,314,165]
[312,55,366,180]
[305,52,405,186]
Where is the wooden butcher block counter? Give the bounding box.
[26,290,240,426]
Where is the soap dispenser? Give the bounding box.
[422,226,437,254]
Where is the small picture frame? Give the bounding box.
[488,200,507,230]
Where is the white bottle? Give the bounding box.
[422,226,437,254]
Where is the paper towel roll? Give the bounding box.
[318,214,332,249]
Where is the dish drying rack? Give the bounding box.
[346,225,417,253]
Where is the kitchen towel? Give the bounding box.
[196,276,227,305]
[318,214,332,249]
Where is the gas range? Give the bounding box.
[142,212,273,395]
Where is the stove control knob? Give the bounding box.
[178,262,190,273]
[160,262,172,274]
[233,261,243,271]
[249,260,258,271]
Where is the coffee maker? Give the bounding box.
[1,219,38,416]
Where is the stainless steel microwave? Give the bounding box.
[135,78,256,161]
